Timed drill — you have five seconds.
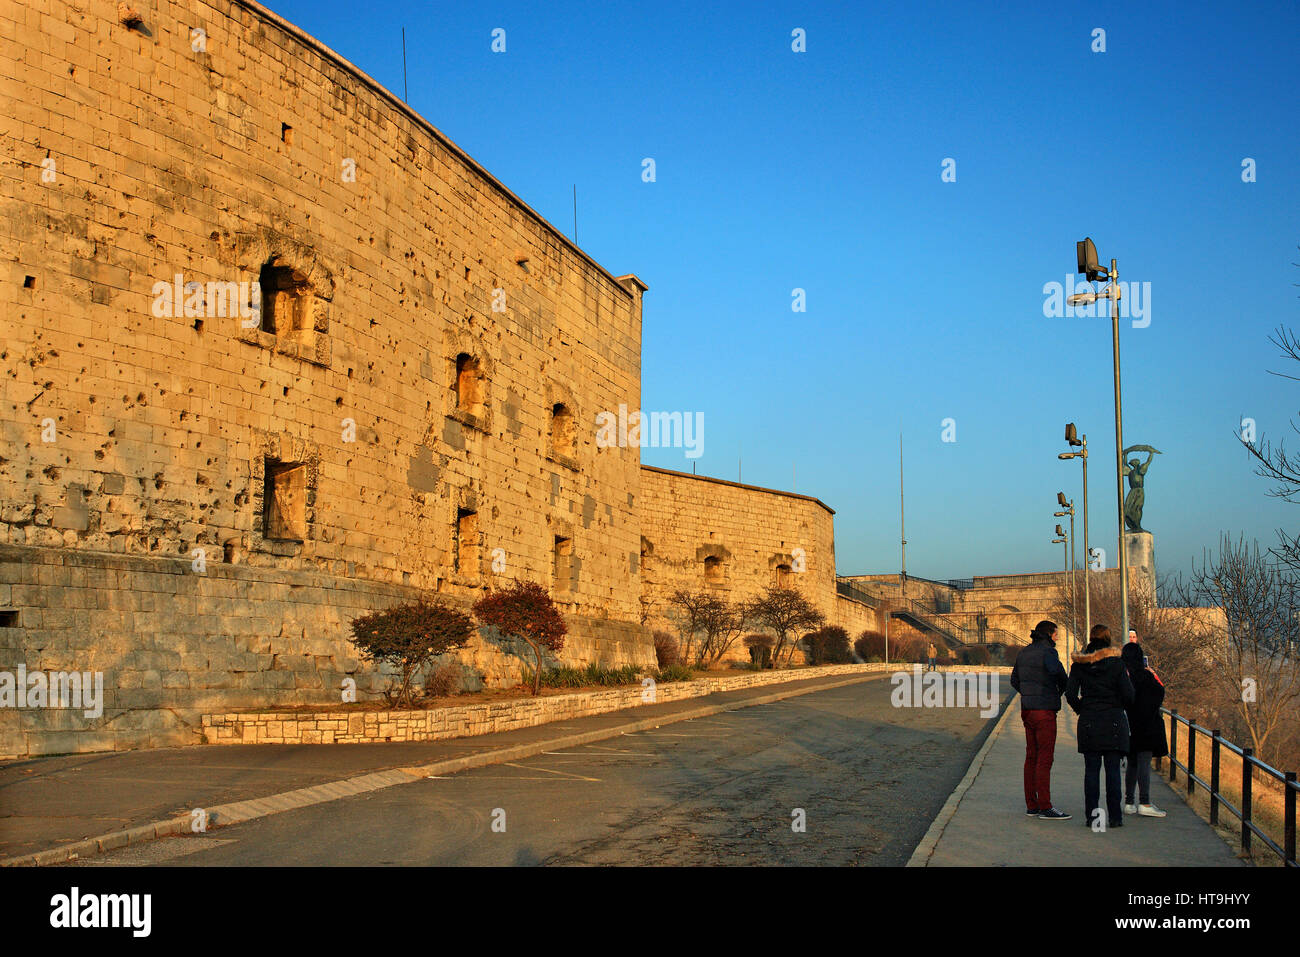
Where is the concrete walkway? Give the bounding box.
[911,696,1245,866]
[0,669,884,865]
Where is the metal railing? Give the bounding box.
[1159,708,1297,867]
[834,579,877,608]
[970,571,1068,589]
[891,596,979,646]
[984,626,1029,646]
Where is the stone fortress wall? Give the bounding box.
[1,0,652,756]
[640,467,879,663]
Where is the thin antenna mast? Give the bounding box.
[900,433,907,587]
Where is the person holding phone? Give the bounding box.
[1121,640,1168,817]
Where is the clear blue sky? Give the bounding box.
[269,0,1300,581]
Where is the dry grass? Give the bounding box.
[1158,712,1295,867]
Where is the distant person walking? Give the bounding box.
[927,642,937,671]
[1010,620,1071,820]
[1121,641,1168,818]
[1066,624,1136,830]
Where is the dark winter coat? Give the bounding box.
[1065,644,1135,754]
[1121,642,1169,758]
[1010,635,1068,711]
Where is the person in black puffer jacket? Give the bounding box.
[1066,624,1135,829]
[1121,640,1168,817]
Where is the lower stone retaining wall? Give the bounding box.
[200,663,1014,746]
[203,663,883,745]
[0,543,653,759]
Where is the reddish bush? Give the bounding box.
[653,631,680,669]
[806,625,852,665]
[854,630,914,662]
[473,581,567,695]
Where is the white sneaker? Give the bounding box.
[1124,803,1137,815]
[1138,804,1166,818]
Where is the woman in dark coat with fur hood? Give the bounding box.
[1066,624,1135,829]
[1121,640,1168,817]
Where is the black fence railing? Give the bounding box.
[834,580,877,608]
[1159,708,1297,867]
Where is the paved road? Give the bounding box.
[0,670,873,860]
[67,678,1010,866]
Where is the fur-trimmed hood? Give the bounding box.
[1071,646,1121,665]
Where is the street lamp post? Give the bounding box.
[1059,425,1090,645]
[1067,235,1129,645]
[1052,525,1070,659]
[1055,499,1076,659]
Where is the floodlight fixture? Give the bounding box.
[1076,237,1108,281]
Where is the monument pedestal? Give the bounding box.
[1125,531,1156,603]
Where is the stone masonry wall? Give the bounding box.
[639,466,853,662]
[0,0,653,756]
[0,542,648,758]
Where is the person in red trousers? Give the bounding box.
[1010,620,1072,820]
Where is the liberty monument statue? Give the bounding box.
[1122,445,1161,532]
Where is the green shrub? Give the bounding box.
[657,664,695,682]
[531,663,648,689]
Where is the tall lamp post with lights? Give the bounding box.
[1059,424,1091,645]
[1051,525,1072,659]
[1054,498,1077,659]
[1066,237,1130,650]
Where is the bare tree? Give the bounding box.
[746,585,825,666]
[1165,535,1300,764]
[1240,316,1300,571]
[666,588,713,665]
[697,596,748,666]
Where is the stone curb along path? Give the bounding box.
[905,690,1019,867]
[3,671,890,867]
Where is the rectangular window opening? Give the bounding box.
[455,508,478,578]
[553,536,572,594]
[263,458,307,541]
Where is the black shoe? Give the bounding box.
[1037,808,1072,820]
[1026,808,1042,816]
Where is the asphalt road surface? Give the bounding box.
[71,677,1011,866]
